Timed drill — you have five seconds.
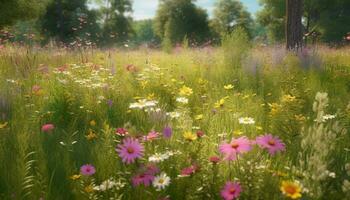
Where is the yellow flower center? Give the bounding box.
[231,142,239,149]
[127,147,135,154]
[229,187,236,194]
[268,139,276,146]
[285,185,297,195]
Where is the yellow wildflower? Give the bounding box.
[194,114,203,120]
[242,95,250,99]
[233,130,243,135]
[147,93,155,100]
[256,126,263,131]
[89,120,96,126]
[140,80,148,89]
[86,129,97,141]
[198,78,208,85]
[280,181,302,199]
[70,174,81,180]
[183,131,197,141]
[214,98,226,108]
[84,185,94,193]
[282,94,296,103]
[268,103,282,115]
[179,85,193,96]
[224,84,234,90]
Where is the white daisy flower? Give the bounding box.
[238,117,255,125]
[148,153,169,163]
[153,172,170,191]
[166,111,181,119]
[322,114,336,121]
[93,179,117,191]
[176,97,189,104]
[129,99,158,109]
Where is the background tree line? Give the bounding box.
[0,0,349,48]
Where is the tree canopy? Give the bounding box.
[0,0,47,28]
[154,0,211,46]
[97,0,134,45]
[40,0,100,44]
[211,0,253,37]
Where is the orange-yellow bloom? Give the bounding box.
[280,181,302,199]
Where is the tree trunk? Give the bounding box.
[285,0,303,50]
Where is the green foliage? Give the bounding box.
[154,0,211,47]
[222,27,250,69]
[132,20,159,45]
[257,0,350,43]
[211,0,254,37]
[98,0,134,45]
[256,0,285,42]
[0,0,47,28]
[40,0,100,44]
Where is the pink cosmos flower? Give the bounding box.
[220,181,242,200]
[116,138,144,164]
[219,137,252,161]
[132,173,155,187]
[80,164,96,176]
[132,164,159,187]
[255,134,285,155]
[209,156,221,164]
[41,123,55,132]
[143,130,159,141]
[180,164,199,176]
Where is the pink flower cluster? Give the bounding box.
[219,134,285,161]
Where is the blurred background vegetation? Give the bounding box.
[0,0,350,49]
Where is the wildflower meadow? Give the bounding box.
[0,42,350,200]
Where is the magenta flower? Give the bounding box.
[209,156,221,164]
[115,128,128,136]
[132,173,155,187]
[143,130,159,141]
[116,138,144,164]
[41,123,55,132]
[220,181,242,200]
[163,126,172,138]
[132,164,159,187]
[180,165,199,176]
[256,134,285,155]
[80,164,96,176]
[219,137,252,161]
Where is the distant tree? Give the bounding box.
[285,0,303,50]
[0,0,47,28]
[154,0,211,47]
[133,20,159,45]
[256,0,285,42]
[41,0,100,44]
[316,0,350,43]
[258,0,350,44]
[96,0,133,45]
[211,0,253,37]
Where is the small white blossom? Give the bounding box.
[176,97,188,104]
[238,117,255,125]
[166,111,181,119]
[153,173,170,191]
